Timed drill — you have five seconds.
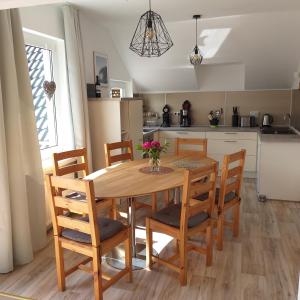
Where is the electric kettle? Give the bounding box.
[262,114,273,127]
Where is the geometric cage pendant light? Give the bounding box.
[129,0,174,57]
[190,15,203,65]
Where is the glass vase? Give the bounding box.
[149,157,160,172]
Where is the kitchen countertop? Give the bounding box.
[143,125,300,142]
[259,133,300,143]
[143,126,259,133]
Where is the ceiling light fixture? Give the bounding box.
[129,0,173,57]
[190,15,203,65]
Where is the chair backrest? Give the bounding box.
[46,175,100,247]
[180,162,218,231]
[218,149,246,209]
[104,140,133,167]
[53,148,89,177]
[176,138,207,158]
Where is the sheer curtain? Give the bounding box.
[62,4,92,170]
[0,9,47,273]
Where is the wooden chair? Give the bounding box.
[216,149,246,250]
[146,162,218,285]
[53,148,115,217]
[104,140,158,213]
[104,140,134,167]
[176,138,207,158]
[46,175,132,300]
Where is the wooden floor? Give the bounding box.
[1,179,300,300]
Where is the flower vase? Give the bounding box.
[149,156,160,172]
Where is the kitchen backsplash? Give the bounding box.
[141,90,292,127]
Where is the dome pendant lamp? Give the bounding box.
[190,15,203,65]
[129,0,173,57]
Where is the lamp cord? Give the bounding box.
[149,0,151,11]
[195,17,198,46]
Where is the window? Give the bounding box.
[24,29,74,165]
[25,44,57,150]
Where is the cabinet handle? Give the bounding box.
[224,140,238,143]
[224,132,238,134]
[176,131,188,135]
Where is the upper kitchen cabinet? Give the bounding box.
[88,98,143,170]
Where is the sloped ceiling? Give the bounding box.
[8,0,300,92]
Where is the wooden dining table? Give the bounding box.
[85,154,216,269]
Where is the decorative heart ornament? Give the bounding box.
[43,81,56,99]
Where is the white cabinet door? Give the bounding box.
[159,131,206,139]
[206,131,257,140]
[207,139,257,156]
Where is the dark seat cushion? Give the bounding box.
[66,192,103,203]
[61,216,125,243]
[151,204,209,228]
[194,188,237,204]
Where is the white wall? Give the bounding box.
[79,11,131,85]
[20,4,64,39]
[20,4,132,93]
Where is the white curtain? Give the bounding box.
[0,9,47,273]
[62,5,92,170]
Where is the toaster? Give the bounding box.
[239,116,251,127]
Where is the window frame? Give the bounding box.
[23,29,75,166]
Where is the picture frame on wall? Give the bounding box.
[93,52,109,86]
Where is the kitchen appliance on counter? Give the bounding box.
[143,112,160,127]
[161,104,171,127]
[180,100,192,127]
[239,115,251,127]
[262,113,273,127]
[232,106,239,127]
[250,111,259,127]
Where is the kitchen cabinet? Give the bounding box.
[158,131,206,156]
[157,129,258,178]
[257,135,300,201]
[206,131,258,177]
[88,98,143,170]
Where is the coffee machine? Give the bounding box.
[180,100,191,127]
[161,105,171,127]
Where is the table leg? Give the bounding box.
[129,197,137,257]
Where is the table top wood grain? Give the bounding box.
[85,155,216,199]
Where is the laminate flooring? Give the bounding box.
[0,179,300,300]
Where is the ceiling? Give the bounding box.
[69,0,300,92]
[70,0,300,23]
[3,0,300,92]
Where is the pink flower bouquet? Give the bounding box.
[136,140,168,171]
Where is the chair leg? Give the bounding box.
[125,230,133,282]
[206,225,213,266]
[54,236,65,291]
[179,238,187,286]
[217,213,224,251]
[92,247,103,300]
[110,198,117,220]
[146,218,153,270]
[233,204,240,237]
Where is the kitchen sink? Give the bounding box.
[260,127,296,135]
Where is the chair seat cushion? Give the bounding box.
[151,204,209,228]
[194,188,237,204]
[66,192,103,203]
[61,217,125,243]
